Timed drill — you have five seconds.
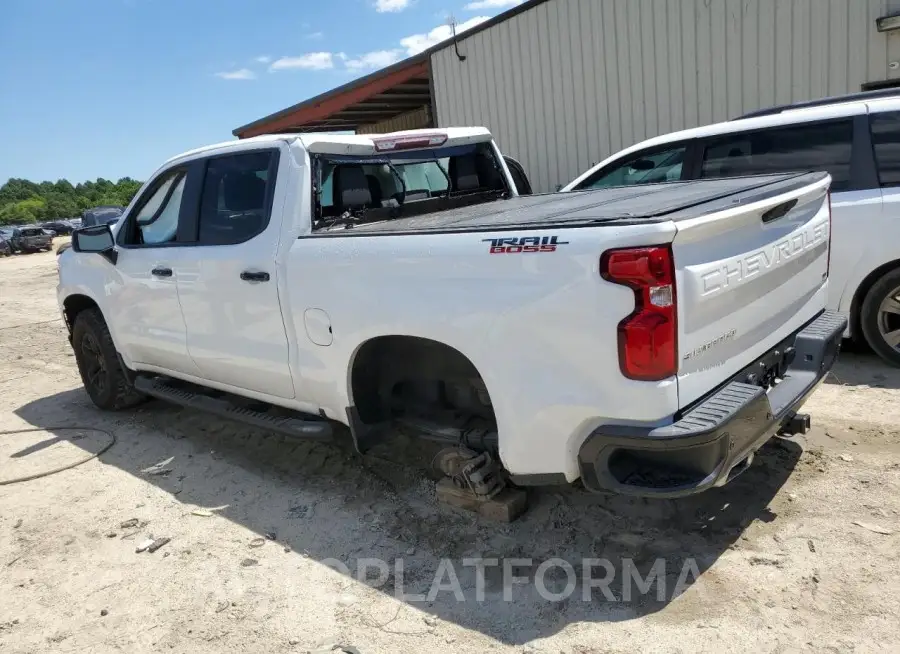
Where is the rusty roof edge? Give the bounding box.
[231,0,550,137]
[232,53,429,136]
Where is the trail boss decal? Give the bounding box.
[483,235,569,254]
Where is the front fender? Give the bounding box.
[57,258,132,368]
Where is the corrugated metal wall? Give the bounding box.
[431,0,900,193]
[357,106,432,134]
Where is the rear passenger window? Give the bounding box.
[574,145,686,190]
[198,151,277,245]
[700,120,853,191]
[870,111,900,187]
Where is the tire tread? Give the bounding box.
[72,308,146,410]
[860,268,900,367]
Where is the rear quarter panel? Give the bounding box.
[286,220,679,480]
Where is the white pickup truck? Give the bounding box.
[58,127,846,499]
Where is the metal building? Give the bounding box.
[235,0,900,193]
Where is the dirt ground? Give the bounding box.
[1,247,899,654]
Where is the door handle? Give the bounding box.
[240,271,270,282]
[151,267,173,277]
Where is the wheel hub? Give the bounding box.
[877,286,900,353]
[81,333,107,394]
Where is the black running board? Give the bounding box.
[134,375,332,440]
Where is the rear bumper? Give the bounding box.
[577,310,847,498]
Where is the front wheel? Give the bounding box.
[72,308,146,410]
[860,268,900,367]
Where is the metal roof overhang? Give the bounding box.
[232,0,553,139]
[233,56,432,138]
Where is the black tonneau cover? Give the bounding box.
[321,172,827,236]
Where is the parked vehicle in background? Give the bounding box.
[3,227,22,252]
[563,88,900,367]
[41,220,75,235]
[57,128,844,499]
[9,226,54,253]
[81,206,124,228]
[0,234,11,257]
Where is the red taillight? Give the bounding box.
[826,191,832,278]
[600,245,677,381]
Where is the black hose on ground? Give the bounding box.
[0,426,116,486]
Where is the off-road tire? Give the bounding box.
[72,308,146,410]
[860,267,900,367]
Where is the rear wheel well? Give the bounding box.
[350,336,494,428]
[63,295,100,339]
[850,259,900,340]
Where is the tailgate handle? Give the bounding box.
[761,199,798,223]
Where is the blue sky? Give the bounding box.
[0,0,520,184]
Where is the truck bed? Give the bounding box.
[325,172,828,235]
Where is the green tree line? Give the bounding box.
[0,177,143,226]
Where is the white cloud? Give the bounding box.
[255,55,271,64]
[344,49,403,71]
[400,16,489,55]
[306,31,324,39]
[215,68,256,80]
[269,52,334,71]
[375,0,411,12]
[463,0,522,11]
[464,0,521,9]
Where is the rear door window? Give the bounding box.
[870,111,900,187]
[699,119,854,191]
[198,150,278,245]
[573,145,687,190]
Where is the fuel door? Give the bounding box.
[303,308,333,346]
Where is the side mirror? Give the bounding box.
[72,224,117,264]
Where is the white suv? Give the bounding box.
[563,89,900,366]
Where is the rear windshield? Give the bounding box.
[312,141,510,231]
[21,228,44,236]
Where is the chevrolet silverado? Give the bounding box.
[58,127,845,499]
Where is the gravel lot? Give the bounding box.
[1,248,899,654]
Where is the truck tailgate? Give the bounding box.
[670,173,831,408]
